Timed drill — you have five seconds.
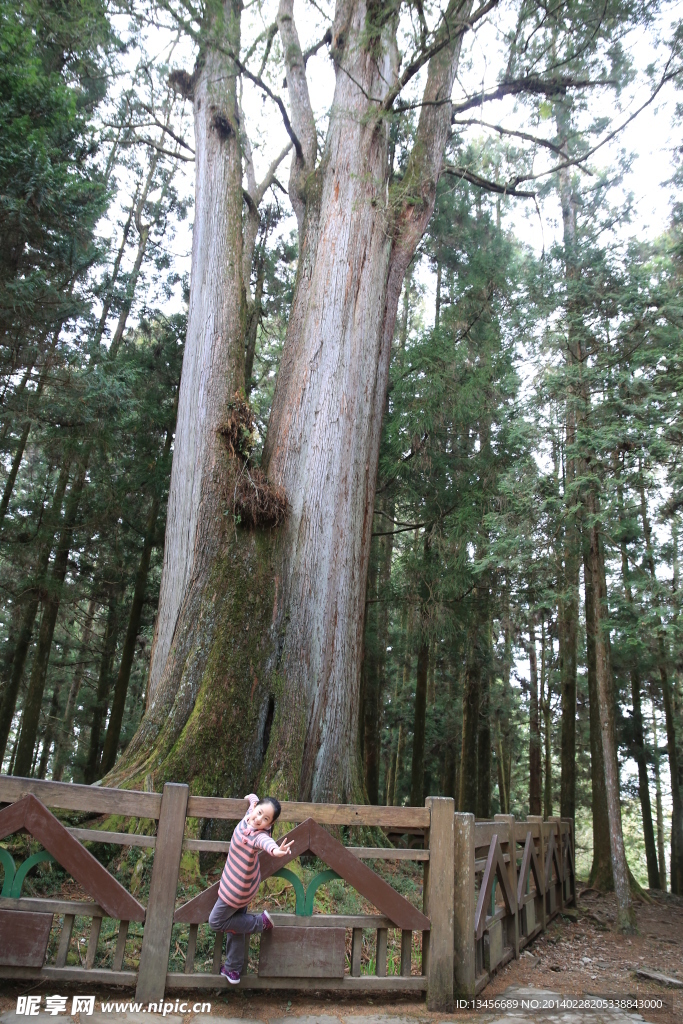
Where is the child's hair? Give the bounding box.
[257,796,281,822]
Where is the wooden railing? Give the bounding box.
[0,777,574,1012]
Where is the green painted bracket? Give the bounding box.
[0,847,16,897]
[10,851,56,897]
[272,867,341,916]
[303,869,340,916]
[272,868,306,915]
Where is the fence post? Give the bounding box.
[526,815,546,931]
[136,782,189,1003]
[453,811,475,997]
[562,816,576,905]
[424,796,454,1011]
[494,813,519,959]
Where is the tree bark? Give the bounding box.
[618,513,659,888]
[36,677,61,780]
[460,614,480,814]
[476,632,491,820]
[84,585,121,784]
[587,502,635,931]
[529,619,542,815]
[109,0,473,801]
[410,640,429,807]
[541,615,553,818]
[652,709,668,890]
[13,460,88,778]
[52,598,97,781]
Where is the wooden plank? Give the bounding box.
[376,928,387,977]
[494,814,519,960]
[0,896,103,916]
[113,921,129,972]
[0,795,145,922]
[85,916,102,969]
[424,796,454,1011]
[186,795,430,827]
[351,928,362,976]
[259,927,346,978]
[180,840,430,858]
[68,828,156,849]
[453,812,475,998]
[135,782,188,1003]
[0,908,52,967]
[55,914,74,968]
[0,964,136,985]
[347,848,430,861]
[166,972,428,992]
[0,775,161,818]
[185,923,198,975]
[400,930,412,977]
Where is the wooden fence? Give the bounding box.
[0,776,575,1011]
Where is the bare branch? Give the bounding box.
[450,74,616,116]
[253,142,294,206]
[135,103,194,152]
[443,163,536,197]
[229,49,303,159]
[277,0,317,171]
[381,0,500,113]
[452,117,566,156]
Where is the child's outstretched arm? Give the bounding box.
[270,836,294,857]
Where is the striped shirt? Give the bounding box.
[218,794,279,908]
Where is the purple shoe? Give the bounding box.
[262,910,274,932]
[220,964,241,984]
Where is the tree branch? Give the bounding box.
[452,117,566,156]
[450,74,617,116]
[303,27,332,65]
[443,163,536,196]
[381,0,500,113]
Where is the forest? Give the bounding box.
[1,0,682,937]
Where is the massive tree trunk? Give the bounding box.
[107,0,472,801]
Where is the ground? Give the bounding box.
[0,885,681,1024]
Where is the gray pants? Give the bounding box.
[208,897,264,973]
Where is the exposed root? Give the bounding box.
[234,465,288,529]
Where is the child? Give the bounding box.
[208,793,293,984]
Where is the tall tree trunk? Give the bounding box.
[618,509,660,888]
[556,100,580,822]
[84,586,121,783]
[410,533,431,807]
[362,538,381,803]
[652,709,668,891]
[476,631,491,820]
[0,462,70,763]
[107,0,473,800]
[52,598,97,781]
[13,460,88,778]
[529,619,542,815]
[638,479,683,893]
[410,639,428,807]
[99,488,164,777]
[585,543,614,889]
[541,616,553,818]
[36,677,62,780]
[460,613,480,814]
[587,499,635,931]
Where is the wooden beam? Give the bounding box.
[0,896,103,916]
[68,828,156,849]
[186,795,430,827]
[136,783,188,1003]
[424,796,454,1011]
[494,814,519,960]
[0,965,136,985]
[453,812,475,997]
[0,776,161,818]
[165,972,428,991]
